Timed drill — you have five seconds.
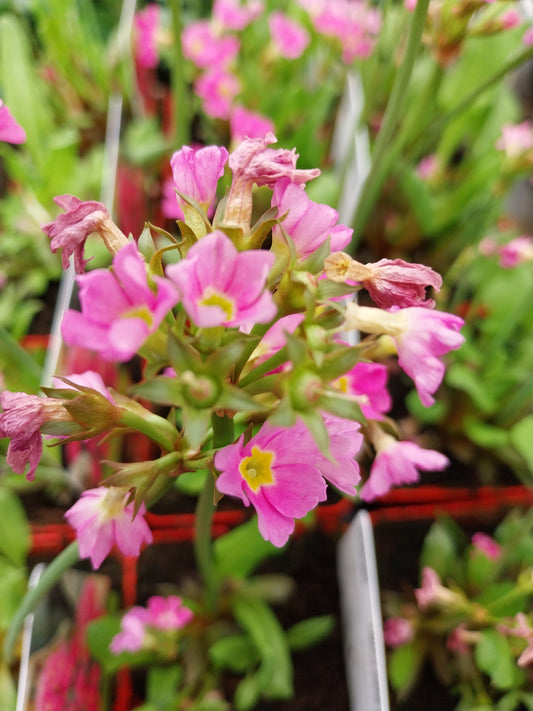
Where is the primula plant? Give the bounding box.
[1,133,463,708]
[383,510,533,711]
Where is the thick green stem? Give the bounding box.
[170,0,190,148]
[349,0,430,251]
[3,541,80,663]
[194,414,234,613]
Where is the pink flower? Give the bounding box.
[166,230,276,330]
[251,313,305,372]
[53,370,115,402]
[214,416,361,546]
[360,432,449,501]
[501,9,522,30]
[213,0,264,31]
[110,595,193,654]
[134,4,160,69]
[182,20,240,69]
[169,144,228,213]
[496,121,533,158]
[161,176,185,220]
[523,27,533,46]
[383,617,414,647]
[0,100,26,143]
[404,0,417,10]
[414,567,458,609]
[269,12,310,59]
[42,194,129,273]
[498,236,533,268]
[416,154,439,180]
[345,303,465,407]
[195,68,240,119]
[272,179,352,260]
[61,242,179,361]
[333,360,391,420]
[471,532,501,561]
[230,106,275,144]
[0,391,74,480]
[65,486,153,569]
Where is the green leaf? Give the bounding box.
[209,635,259,673]
[234,673,261,711]
[182,405,212,450]
[87,615,156,673]
[0,661,16,711]
[145,665,183,708]
[132,376,184,407]
[0,487,30,566]
[214,518,282,579]
[475,629,523,690]
[510,416,533,475]
[286,615,335,651]
[232,594,293,699]
[388,641,425,695]
[0,562,27,631]
[419,520,460,580]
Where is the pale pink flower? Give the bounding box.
[0,99,26,143]
[182,20,240,69]
[446,624,474,656]
[170,144,228,213]
[110,595,193,654]
[213,0,264,31]
[161,176,185,220]
[134,4,160,69]
[501,9,522,30]
[523,27,533,46]
[195,67,241,119]
[317,413,363,495]
[166,230,276,330]
[479,236,499,256]
[471,532,501,561]
[416,154,439,180]
[251,313,305,372]
[65,486,153,569]
[383,617,414,647]
[42,194,129,273]
[0,391,74,480]
[415,567,460,609]
[404,0,417,10]
[230,105,275,144]
[333,360,391,421]
[496,121,533,158]
[498,236,533,268]
[272,178,352,260]
[269,12,310,59]
[214,415,361,546]
[360,435,449,501]
[53,370,115,403]
[61,242,179,361]
[508,614,533,667]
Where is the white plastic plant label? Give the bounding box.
[337,509,390,711]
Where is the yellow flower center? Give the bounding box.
[199,288,235,322]
[333,376,348,393]
[125,305,154,327]
[239,446,275,492]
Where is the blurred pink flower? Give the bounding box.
[170,144,228,213]
[65,486,153,569]
[269,11,310,59]
[215,415,361,546]
[360,434,449,501]
[53,370,115,403]
[230,105,275,144]
[182,20,240,69]
[498,236,533,268]
[496,121,533,158]
[213,0,264,30]
[134,4,160,69]
[166,230,276,330]
[0,99,26,143]
[272,178,352,260]
[471,532,501,560]
[195,67,241,119]
[42,194,128,273]
[415,566,456,609]
[251,313,305,372]
[501,9,522,30]
[161,175,185,220]
[333,360,391,421]
[61,242,179,362]
[523,27,533,46]
[384,617,414,647]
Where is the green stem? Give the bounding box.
[194,414,234,613]
[170,0,190,148]
[349,0,430,251]
[3,541,80,663]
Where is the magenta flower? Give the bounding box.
[53,370,115,403]
[471,532,501,561]
[42,194,129,273]
[134,4,160,69]
[0,391,74,480]
[498,236,533,268]
[166,230,276,330]
[269,12,310,59]
[169,144,228,213]
[182,20,240,69]
[333,360,391,420]
[195,68,240,120]
[161,175,185,220]
[61,242,179,361]
[383,617,414,648]
[272,178,352,260]
[360,432,449,501]
[214,415,361,546]
[0,99,26,144]
[110,595,194,654]
[496,121,533,159]
[230,106,275,144]
[65,486,153,569]
[213,0,264,31]
[345,303,464,407]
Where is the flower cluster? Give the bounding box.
[0,134,463,570]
